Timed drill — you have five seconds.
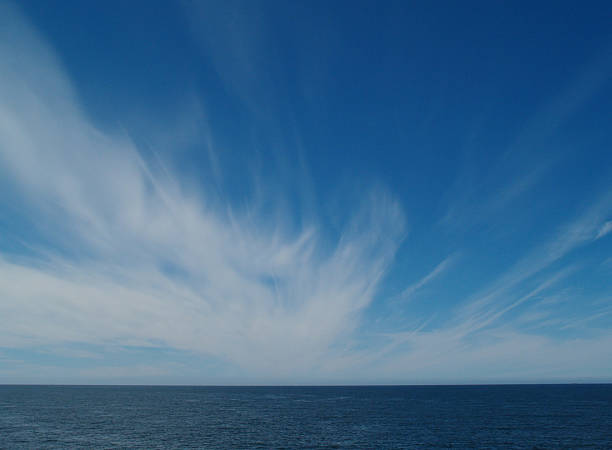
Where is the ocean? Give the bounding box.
[1,384,611,448]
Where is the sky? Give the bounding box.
[0,0,611,385]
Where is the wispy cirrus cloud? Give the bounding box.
[397,253,458,301]
[441,44,612,234]
[342,192,612,382]
[456,188,612,325]
[0,3,405,378]
[596,221,612,240]
[1,2,611,384]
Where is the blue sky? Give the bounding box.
[0,0,611,384]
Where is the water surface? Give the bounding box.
[1,384,611,448]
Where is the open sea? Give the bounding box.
[1,384,611,449]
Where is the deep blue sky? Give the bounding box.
[0,1,611,384]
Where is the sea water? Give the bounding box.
[1,384,611,448]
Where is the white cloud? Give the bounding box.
[1,3,611,384]
[397,253,458,300]
[0,3,405,377]
[596,220,612,240]
[456,190,612,329]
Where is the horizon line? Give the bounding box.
[2,382,611,387]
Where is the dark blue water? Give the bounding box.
[1,385,611,449]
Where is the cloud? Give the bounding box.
[344,194,612,382]
[1,3,611,384]
[595,220,612,240]
[0,3,405,377]
[371,330,612,383]
[455,189,612,328]
[397,253,458,301]
[441,44,612,233]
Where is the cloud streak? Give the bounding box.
[596,221,612,240]
[397,253,458,301]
